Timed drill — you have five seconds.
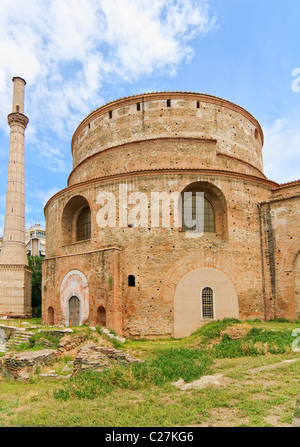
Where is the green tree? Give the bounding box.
[27,255,42,317]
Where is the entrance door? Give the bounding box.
[69,296,80,326]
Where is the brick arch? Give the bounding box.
[60,270,89,326]
[174,267,239,338]
[61,195,91,245]
[179,180,228,238]
[161,250,243,307]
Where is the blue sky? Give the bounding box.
[0,0,299,235]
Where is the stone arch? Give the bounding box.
[97,306,106,326]
[162,250,243,305]
[174,267,239,338]
[47,306,55,326]
[61,195,91,245]
[295,252,300,319]
[60,270,89,326]
[179,181,228,237]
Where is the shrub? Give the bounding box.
[212,327,293,358]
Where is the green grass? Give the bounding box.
[212,327,294,358]
[0,319,300,427]
[54,348,213,401]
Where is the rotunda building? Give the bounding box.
[42,91,300,338]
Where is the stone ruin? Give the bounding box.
[0,330,141,380]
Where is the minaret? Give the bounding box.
[0,77,32,317]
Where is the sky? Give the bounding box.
[0,0,299,235]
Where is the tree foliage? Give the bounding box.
[28,255,42,316]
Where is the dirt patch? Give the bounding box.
[220,324,251,340]
[248,358,300,374]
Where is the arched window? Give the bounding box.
[128,275,136,287]
[202,287,214,320]
[62,196,91,245]
[77,206,91,241]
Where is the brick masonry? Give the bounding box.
[42,92,300,338]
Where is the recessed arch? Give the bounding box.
[179,181,228,237]
[61,195,91,245]
[174,267,239,338]
[47,306,54,326]
[60,270,89,326]
[97,306,106,326]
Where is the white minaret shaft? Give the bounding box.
[0,77,29,266]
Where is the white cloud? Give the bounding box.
[0,0,215,141]
[263,118,300,184]
[32,187,61,207]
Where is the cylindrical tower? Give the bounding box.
[0,77,32,319]
[0,77,29,265]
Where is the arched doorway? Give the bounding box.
[97,306,106,326]
[174,267,239,338]
[60,270,89,327]
[47,306,55,326]
[295,253,300,319]
[68,296,80,326]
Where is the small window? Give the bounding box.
[137,103,141,111]
[196,101,200,109]
[202,287,214,319]
[16,105,20,112]
[166,99,171,107]
[128,275,135,287]
[109,111,113,119]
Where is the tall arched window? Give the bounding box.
[202,287,214,320]
[62,196,91,245]
[180,181,228,237]
[77,206,91,241]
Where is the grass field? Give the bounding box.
[0,318,300,427]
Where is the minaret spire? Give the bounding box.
[0,77,32,318]
[0,77,29,265]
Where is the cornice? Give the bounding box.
[7,112,29,128]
